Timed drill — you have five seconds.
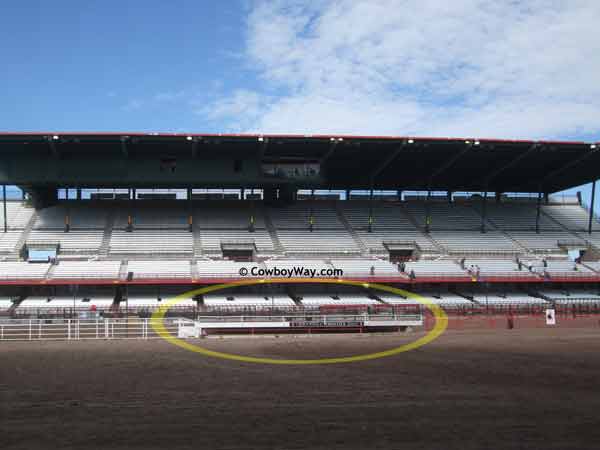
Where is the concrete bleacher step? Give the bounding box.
[119,260,128,280]
[335,202,368,255]
[263,209,285,254]
[46,264,57,279]
[192,227,203,257]
[11,207,38,258]
[399,204,444,253]
[98,207,116,257]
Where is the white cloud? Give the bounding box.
[205,0,600,139]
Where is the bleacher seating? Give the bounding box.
[507,231,586,253]
[0,297,14,310]
[382,290,473,306]
[356,230,439,253]
[203,294,295,307]
[114,206,188,228]
[0,262,51,279]
[34,204,108,229]
[127,260,191,279]
[268,202,343,229]
[0,231,23,252]
[196,202,265,228]
[404,260,467,278]
[463,259,532,277]
[110,230,192,254]
[340,201,415,229]
[16,295,115,309]
[200,229,274,253]
[404,202,485,230]
[469,292,548,306]
[51,261,122,279]
[538,288,600,304]
[27,230,103,252]
[296,294,378,306]
[277,230,359,254]
[330,259,401,277]
[484,203,562,231]
[263,259,334,274]
[430,231,520,254]
[542,205,592,231]
[0,202,34,229]
[196,260,261,278]
[522,259,591,275]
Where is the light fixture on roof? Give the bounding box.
[474,140,480,146]
[407,139,414,144]
[52,135,60,140]
[465,140,471,144]
[258,136,264,142]
[186,136,193,141]
[592,144,597,149]
[337,137,343,142]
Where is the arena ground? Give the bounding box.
[2,327,600,450]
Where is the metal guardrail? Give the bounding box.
[0,314,421,341]
[0,318,179,341]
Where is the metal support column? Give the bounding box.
[589,180,597,235]
[535,189,542,234]
[368,188,373,232]
[425,190,431,234]
[188,188,193,232]
[480,190,487,233]
[2,185,7,233]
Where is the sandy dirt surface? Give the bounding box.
[2,327,600,450]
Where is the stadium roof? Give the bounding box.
[0,132,598,192]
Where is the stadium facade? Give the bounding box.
[1,132,600,320]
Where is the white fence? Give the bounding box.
[0,313,422,341]
[0,318,178,341]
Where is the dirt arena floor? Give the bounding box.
[2,327,600,450]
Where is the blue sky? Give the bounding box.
[1,1,599,204]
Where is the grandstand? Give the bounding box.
[1,132,599,316]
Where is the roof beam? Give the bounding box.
[539,145,600,190]
[190,137,199,158]
[320,138,343,165]
[257,136,269,161]
[46,135,60,158]
[368,140,407,183]
[427,141,472,189]
[477,143,541,187]
[120,136,129,158]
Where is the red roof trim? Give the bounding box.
[0,132,593,146]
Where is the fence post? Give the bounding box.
[29,319,32,340]
[105,319,109,339]
[67,319,71,340]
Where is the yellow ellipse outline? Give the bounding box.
[150,278,447,365]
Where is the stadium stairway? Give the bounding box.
[335,202,368,255]
[192,227,203,257]
[98,208,116,258]
[263,210,285,254]
[11,207,37,259]
[119,260,128,281]
[399,204,445,254]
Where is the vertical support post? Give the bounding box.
[2,185,7,233]
[535,188,542,234]
[309,189,315,232]
[187,187,193,232]
[368,188,373,233]
[589,180,596,235]
[481,189,487,233]
[425,190,431,234]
